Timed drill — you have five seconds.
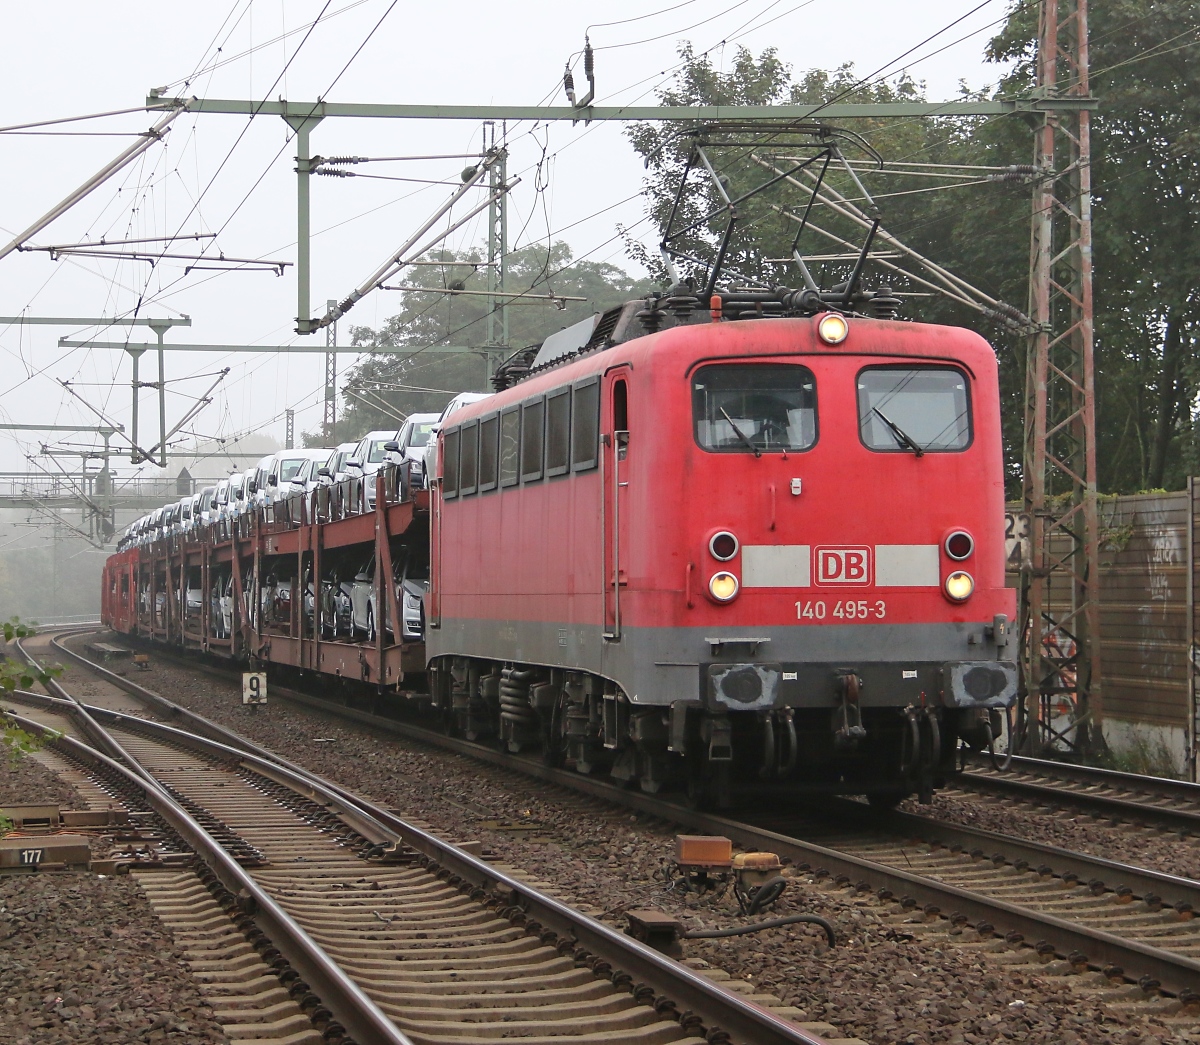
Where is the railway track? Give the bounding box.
[951,754,1200,835]
[31,633,1200,1003]
[5,631,833,1045]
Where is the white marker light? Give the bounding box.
[817,313,849,345]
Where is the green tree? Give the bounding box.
[309,242,653,443]
[989,0,1200,493]
[626,19,1200,496]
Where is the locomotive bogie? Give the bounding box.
[427,651,988,802]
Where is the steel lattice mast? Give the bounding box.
[324,298,338,432]
[1021,0,1102,754]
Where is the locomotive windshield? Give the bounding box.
[857,367,971,453]
[692,364,816,453]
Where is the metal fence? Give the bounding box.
[1014,489,1199,778]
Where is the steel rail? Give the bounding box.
[969,751,1200,802]
[873,808,1200,915]
[14,631,155,773]
[1,701,414,1045]
[955,762,1200,834]
[32,637,1200,914]
[26,636,831,1045]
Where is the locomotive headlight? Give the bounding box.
[945,530,974,560]
[944,570,975,602]
[817,313,849,345]
[709,572,740,602]
[709,531,739,561]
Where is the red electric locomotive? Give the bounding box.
[427,286,1017,805]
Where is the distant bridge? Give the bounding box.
[0,472,228,512]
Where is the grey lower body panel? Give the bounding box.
[428,617,1015,711]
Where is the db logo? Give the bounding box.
[815,547,871,585]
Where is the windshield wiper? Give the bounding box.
[720,407,761,458]
[873,407,925,457]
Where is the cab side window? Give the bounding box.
[443,428,460,498]
[499,407,520,487]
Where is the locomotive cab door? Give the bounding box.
[602,367,631,640]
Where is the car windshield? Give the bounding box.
[857,367,971,452]
[366,440,391,464]
[405,423,435,448]
[693,364,817,453]
[278,458,306,482]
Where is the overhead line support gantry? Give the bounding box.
[143,90,1095,337]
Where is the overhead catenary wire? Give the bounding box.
[752,158,1025,327]
[0,106,188,265]
[120,0,403,372]
[800,0,1022,122]
[158,0,374,92]
[53,1,378,435]
[587,0,702,33]
[519,0,995,290]
[344,386,408,424]
[318,159,516,329]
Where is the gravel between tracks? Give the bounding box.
[0,748,228,1044]
[59,636,1194,1045]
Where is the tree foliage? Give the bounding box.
[324,13,1200,492]
[626,44,1034,487]
[624,47,937,289]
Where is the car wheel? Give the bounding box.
[366,606,376,643]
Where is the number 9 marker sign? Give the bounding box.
[242,672,267,705]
